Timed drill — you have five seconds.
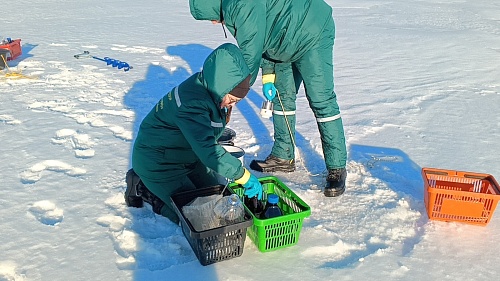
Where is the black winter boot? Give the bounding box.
[217,127,236,145]
[125,169,165,215]
[324,168,347,197]
[249,155,295,173]
[125,169,143,208]
[140,185,165,215]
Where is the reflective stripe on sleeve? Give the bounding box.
[211,121,223,128]
[174,87,181,107]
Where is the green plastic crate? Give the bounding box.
[229,176,311,252]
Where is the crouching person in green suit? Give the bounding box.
[125,43,263,224]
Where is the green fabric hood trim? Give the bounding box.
[189,0,221,21]
[200,43,250,100]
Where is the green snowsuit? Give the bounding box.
[132,43,250,223]
[190,0,347,170]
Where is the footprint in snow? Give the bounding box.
[28,200,64,226]
[19,160,86,184]
[0,261,25,281]
[51,128,95,158]
[97,194,195,270]
[28,101,134,141]
[71,110,133,141]
[0,114,22,125]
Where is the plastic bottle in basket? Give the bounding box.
[213,194,245,226]
[244,195,264,217]
[261,194,282,219]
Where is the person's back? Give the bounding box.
[190,0,334,80]
[258,0,333,62]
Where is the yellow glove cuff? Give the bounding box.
[262,74,276,84]
[235,168,251,185]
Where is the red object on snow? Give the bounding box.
[0,39,22,61]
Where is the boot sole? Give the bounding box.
[249,160,295,173]
[324,186,345,197]
[259,167,296,173]
[249,165,295,173]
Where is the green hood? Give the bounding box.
[199,43,250,100]
[189,0,221,21]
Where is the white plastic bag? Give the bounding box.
[182,194,222,231]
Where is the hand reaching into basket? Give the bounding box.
[235,168,263,200]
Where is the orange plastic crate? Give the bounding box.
[0,39,22,61]
[422,168,500,226]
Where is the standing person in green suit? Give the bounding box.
[125,43,262,223]
[189,0,348,197]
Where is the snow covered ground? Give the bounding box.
[1,0,499,280]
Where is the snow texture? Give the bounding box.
[1,0,499,280]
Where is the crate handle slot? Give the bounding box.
[464,174,488,180]
[425,171,450,176]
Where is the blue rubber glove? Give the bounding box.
[235,169,263,200]
[262,82,277,101]
[243,174,263,200]
[262,74,277,101]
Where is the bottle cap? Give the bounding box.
[228,194,240,206]
[268,194,279,204]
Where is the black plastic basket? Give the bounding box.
[170,185,253,266]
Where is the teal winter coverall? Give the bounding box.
[132,43,250,222]
[190,0,347,170]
